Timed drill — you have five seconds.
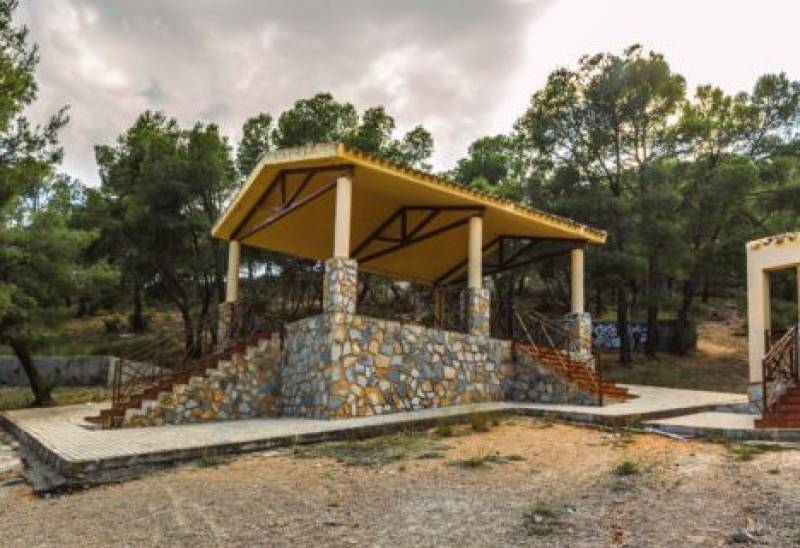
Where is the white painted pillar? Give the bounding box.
[333,175,352,258]
[467,216,483,289]
[570,247,585,314]
[225,240,241,303]
[796,265,800,325]
[747,266,770,384]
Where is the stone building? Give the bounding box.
[92,143,635,428]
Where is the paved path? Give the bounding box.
[644,411,800,441]
[2,385,745,463]
[0,385,747,490]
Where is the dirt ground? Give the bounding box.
[2,418,800,547]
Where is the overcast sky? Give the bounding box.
[18,0,800,186]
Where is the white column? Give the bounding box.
[333,175,352,258]
[467,216,483,289]
[796,265,800,325]
[747,265,770,384]
[225,240,241,303]
[570,247,585,314]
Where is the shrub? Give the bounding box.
[614,459,640,476]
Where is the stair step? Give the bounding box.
[773,404,800,413]
[85,330,276,427]
[755,418,800,428]
[515,342,635,402]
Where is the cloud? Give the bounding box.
[18,0,555,185]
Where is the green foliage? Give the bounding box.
[262,92,434,170]
[613,459,640,476]
[94,112,236,351]
[236,112,272,178]
[0,0,92,403]
[451,44,800,362]
[452,135,523,200]
[292,433,448,467]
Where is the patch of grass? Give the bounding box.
[607,429,637,449]
[521,502,564,537]
[0,386,111,411]
[434,422,454,438]
[195,453,229,468]
[725,442,788,462]
[292,433,445,467]
[598,346,748,393]
[448,450,525,469]
[531,418,555,429]
[469,413,493,432]
[614,459,640,476]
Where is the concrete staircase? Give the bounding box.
[515,342,635,403]
[86,332,276,428]
[755,386,800,428]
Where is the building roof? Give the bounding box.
[212,143,606,285]
[747,232,800,251]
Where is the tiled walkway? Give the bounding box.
[1,385,745,467]
[644,411,800,441]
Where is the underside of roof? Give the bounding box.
[212,143,606,285]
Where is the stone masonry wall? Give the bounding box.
[463,288,491,337]
[504,348,598,405]
[323,257,357,315]
[124,335,282,427]
[281,312,512,419]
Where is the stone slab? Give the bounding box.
[0,385,748,491]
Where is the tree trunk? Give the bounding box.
[645,304,659,358]
[180,306,197,356]
[10,340,53,406]
[617,286,632,366]
[130,280,146,332]
[672,279,697,354]
[645,256,660,358]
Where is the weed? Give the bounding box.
[292,433,443,467]
[449,451,494,469]
[196,452,229,468]
[470,413,492,432]
[448,450,524,469]
[726,443,771,462]
[614,459,640,476]
[521,502,564,537]
[435,422,454,438]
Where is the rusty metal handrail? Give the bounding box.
[762,325,799,413]
[514,309,602,404]
[111,297,288,410]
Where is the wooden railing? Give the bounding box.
[762,326,799,413]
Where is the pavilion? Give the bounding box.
[213,142,605,328]
[207,142,611,418]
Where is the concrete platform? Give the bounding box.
[644,411,800,442]
[0,384,747,491]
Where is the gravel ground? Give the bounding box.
[2,418,800,547]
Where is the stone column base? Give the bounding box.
[564,312,593,365]
[462,288,491,338]
[323,257,358,315]
[747,382,763,404]
[217,301,235,351]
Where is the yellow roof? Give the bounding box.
[212,143,606,285]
